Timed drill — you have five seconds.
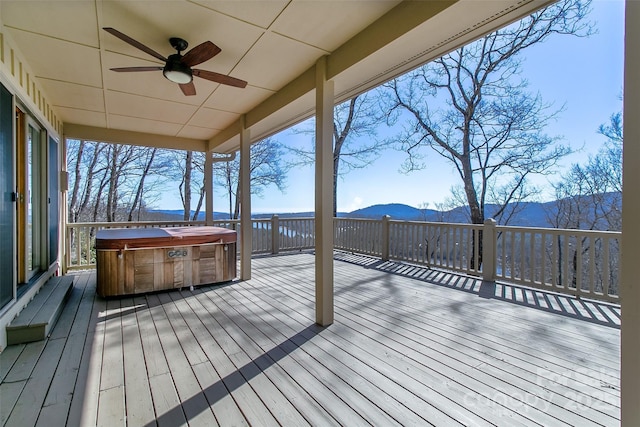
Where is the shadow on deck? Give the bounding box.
[333,251,621,329]
[0,251,621,426]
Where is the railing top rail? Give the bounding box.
[335,217,382,223]
[388,219,483,228]
[278,217,315,221]
[495,224,622,237]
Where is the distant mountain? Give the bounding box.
[345,201,555,226]
[342,192,621,228]
[347,203,433,221]
[146,192,620,229]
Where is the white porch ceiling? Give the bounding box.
[0,0,552,152]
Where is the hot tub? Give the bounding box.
[95,226,237,297]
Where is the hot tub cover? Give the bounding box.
[95,226,236,250]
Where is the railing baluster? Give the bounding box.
[577,236,584,295]
[603,237,611,298]
[589,236,596,295]
[540,232,546,286]
[563,234,570,292]
[530,231,535,284]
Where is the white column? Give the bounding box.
[315,56,334,326]
[204,151,213,226]
[621,1,640,425]
[239,116,252,280]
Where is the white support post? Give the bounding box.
[315,56,334,326]
[271,215,279,255]
[621,1,640,425]
[482,218,496,282]
[382,215,391,261]
[239,116,252,280]
[204,151,213,226]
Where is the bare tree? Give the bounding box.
[288,93,387,216]
[384,0,592,226]
[164,150,207,221]
[214,138,287,219]
[68,142,172,222]
[126,148,172,221]
[68,140,107,223]
[549,111,622,232]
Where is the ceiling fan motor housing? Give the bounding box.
[163,53,193,83]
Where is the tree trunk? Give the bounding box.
[182,151,193,220]
[105,146,119,222]
[68,141,85,223]
[233,179,241,220]
[128,148,156,222]
[192,185,205,221]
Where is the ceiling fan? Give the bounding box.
[103,27,247,96]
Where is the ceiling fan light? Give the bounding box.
[163,60,193,84]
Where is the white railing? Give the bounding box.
[334,218,383,256]
[277,216,315,253]
[492,223,620,302]
[64,216,621,302]
[388,219,483,276]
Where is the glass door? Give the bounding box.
[26,122,42,279]
[16,108,44,285]
[0,83,14,308]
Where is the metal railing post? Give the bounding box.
[483,218,497,282]
[271,214,279,254]
[382,215,391,261]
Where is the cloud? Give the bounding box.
[347,196,364,212]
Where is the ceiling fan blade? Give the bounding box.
[110,66,163,72]
[103,27,167,62]
[179,82,197,96]
[181,41,221,67]
[193,69,247,88]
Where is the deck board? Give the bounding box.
[218,283,456,426]
[0,344,25,382]
[0,252,621,426]
[120,297,156,427]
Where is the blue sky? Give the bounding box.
[206,0,624,215]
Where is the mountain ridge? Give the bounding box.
[147,192,621,229]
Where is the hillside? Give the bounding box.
[345,193,621,228]
[146,192,621,229]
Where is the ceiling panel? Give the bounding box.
[188,107,239,130]
[1,1,99,46]
[42,80,106,113]
[108,114,184,136]
[178,125,225,140]
[55,107,107,129]
[106,91,198,125]
[190,0,289,29]
[270,0,401,51]
[232,31,324,91]
[7,29,103,87]
[204,85,274,114]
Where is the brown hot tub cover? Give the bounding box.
[95,226,236,250]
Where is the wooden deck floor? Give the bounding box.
[1,252,621,426]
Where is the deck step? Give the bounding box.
[6,276,74,345]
